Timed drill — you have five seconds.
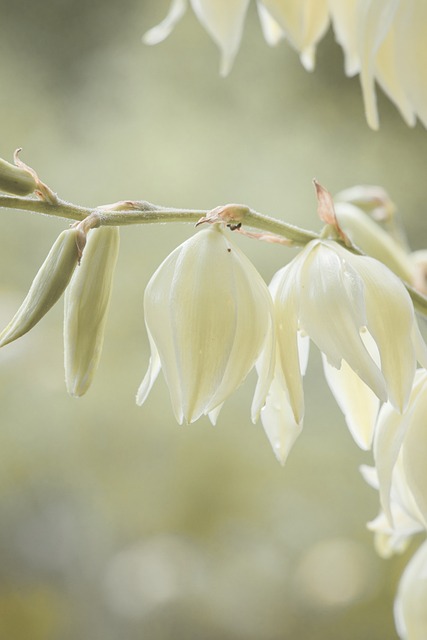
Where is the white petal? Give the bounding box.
[375,28,416,128]
[256,2,285,46]
[272,260,305,424]
[374,371,427,525]
[260,369,302,465]
[322,347,379,450]
[394,541,427,640]
[143,0,188,45]
[190,0,250,76]
[402,387,427,528]
[298,241,386,402]
[358,0,400,130]
[136,330,162,407]
[350,253,417,412]
[261,0,329,70]
[251,307,276,423]
[208,403,223,425]
[328,0,360,76]
[394,1,427,128]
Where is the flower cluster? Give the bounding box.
[1,175,427,638]
[144,0,427,129]
[134,202,427,639]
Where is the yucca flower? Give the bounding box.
[361,460,425,559]
[144,0,427,128]
[373,369,427,530]
[269,239,427,440]
[394,540,427,640]
[137,224,275,424]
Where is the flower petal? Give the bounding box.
[256,2,285,46]
[349,253,417,411]
[394,540,427,640]
[374,370,427,525]
[190,0,250,76]
[358,0,400,130]
[260,368,302,465]
[402,387,427,528]
[136,329,162,407]
[298,241,387,402]
[322,345,380,450]
[261,0,329,70]
[271,260,305,424]
[143,0,188,45]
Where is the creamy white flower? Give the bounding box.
[374,369,427,529]
[394,540,427,640]
[137,225,275,424]
[144,0,427,128]
[271,239,427,434]
[361,462,425,558]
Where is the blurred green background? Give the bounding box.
[0,1,426,638]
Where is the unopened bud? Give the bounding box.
[0,157,37,196]
[0,228,83,347]
[64,226,120,397]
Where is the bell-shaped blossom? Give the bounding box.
[137,225,275,424]
[373,369,427,529]
[144,0,427,128]
[270,239,427,438]
[394,540,427,640]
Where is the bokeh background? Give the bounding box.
[0,2,426,638]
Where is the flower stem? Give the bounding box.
[1,193,427,318]
[0,194,317,245]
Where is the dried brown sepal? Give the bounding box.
[233,226,292,246]
[313,179,351,246]
[196,203,249,227]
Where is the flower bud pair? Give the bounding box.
[0,227,83,347]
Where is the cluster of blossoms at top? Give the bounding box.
[144,0,427,129]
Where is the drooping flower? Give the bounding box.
[269,239,427,444]
[137,224,275,424]
[144,0,427,128]
[394,540,427,640]
[373,369,427,529]
[361,460,425,559]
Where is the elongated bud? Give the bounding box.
[0,156,37,196]
[0,228,83,347]
[64,226,120,397]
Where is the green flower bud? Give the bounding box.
[0,157,37,196]
[64,226,120,397]
[0,228,82,347]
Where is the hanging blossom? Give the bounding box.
[144,0,427,129]
[360,371,427,640]
[261,238,427,462]
[137,224,275,425]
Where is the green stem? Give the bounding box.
[0,194,317,245]
[1,193,427,318]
